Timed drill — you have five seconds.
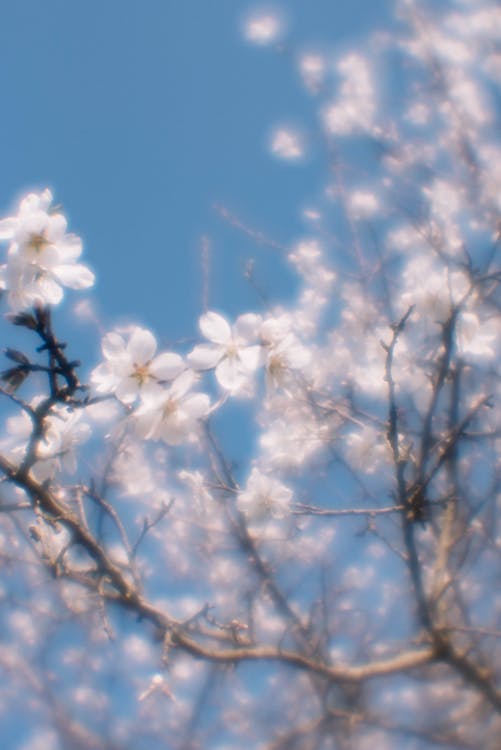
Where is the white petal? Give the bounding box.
[286,343,311,369]
[239,345,263,371]
[34,275,64,306]
[182,393,210,418]
[57,234,83,262]
[187,344,222,370]
[38,244,61,269]
[150,352,185,380]
[102,332,126,361]
[128,327,157,364]
[199,311,231,344]
[158,414,185,445]
[135,408,161,440]
[170,369,197,399]
[234,313,262,342]
[0,217,17,240]
[54,263,94,289]
[216,358,250,392]
[90,363,119,393]
[115,377,140,404]
[47,212,68,241]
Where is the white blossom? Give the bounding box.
[91,326,184,404]
[4,401,90,481]
[188,311,263,394]
[0,189,94,311]
[243,11,283,46]
[134,370,210,445]
[237,468,292,520]
[323,54,376,136]
[269,128,304,161]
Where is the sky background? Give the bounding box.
[0,0,393,363]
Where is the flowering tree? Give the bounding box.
[0,1,500,748]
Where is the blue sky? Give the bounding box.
[0,0,391,355]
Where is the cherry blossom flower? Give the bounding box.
[259,316,311,390]
[4,402,90,481]
[188,311,263,394]
[91,326,185,404]
[134,370,210,445]
[298,53,326,94]
[243,11,283,46]
[37,405,92,477]
[269,128,304,161]
[348,190,380,219]
[323,54,376,136]
[456,311,499,360]
[0,189,94,311]
[237,468,292,521]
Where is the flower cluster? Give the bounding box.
[0,189,94,311]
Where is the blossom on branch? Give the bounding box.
[91,326,185,404]
[4,401,91,481]
[0,189,94,311]
[237,467,292,521]
[259,315,311,391]
[188,311,263,394]
[134,370,210,445]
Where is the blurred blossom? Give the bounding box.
[347,190,380,219]
[0,189,94,311]
[188,311,263,394]
[237,467,292,520]
[91,326,185,404]
[269,127,304,161]
[298,52,326,93]
[345,425,392,475]
[302,208,322,222]
[72,297,97,323]
[323,53,376,135]
[405,101,430,125]
[134,370,210,446]
[243,9,283,45]
[456,311,499,360]
[4,401,91,481]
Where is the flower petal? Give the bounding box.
[182,393,210,418]
[53,263,95,289]
[56,234,83,262]
[187,344,222,370]
[239,345,263,371]
[128,328,157,364]
[234,313,262,343]
[150,352,185,380]
[0,217,17,240]
[216,358,251,392]
[102,332,126,360]
[199,311,231,344]
[115,377,140,404]
[34,275,64,306]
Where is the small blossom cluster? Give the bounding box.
[90,307,312,453]
[0,189,94,312]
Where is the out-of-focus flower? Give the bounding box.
[243,10,283,46]
[456,311,498,360]
[298,53,326,94]
[237,468,292,520]
[348,190,380,219]
[269,128,304,161]
[188,311,263,394]
[0,189,94,311]
[323,54,376,136]
[135,370,210,445]
[259,316,311,390]
[4,401,90,481]
[91,327,184,404]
